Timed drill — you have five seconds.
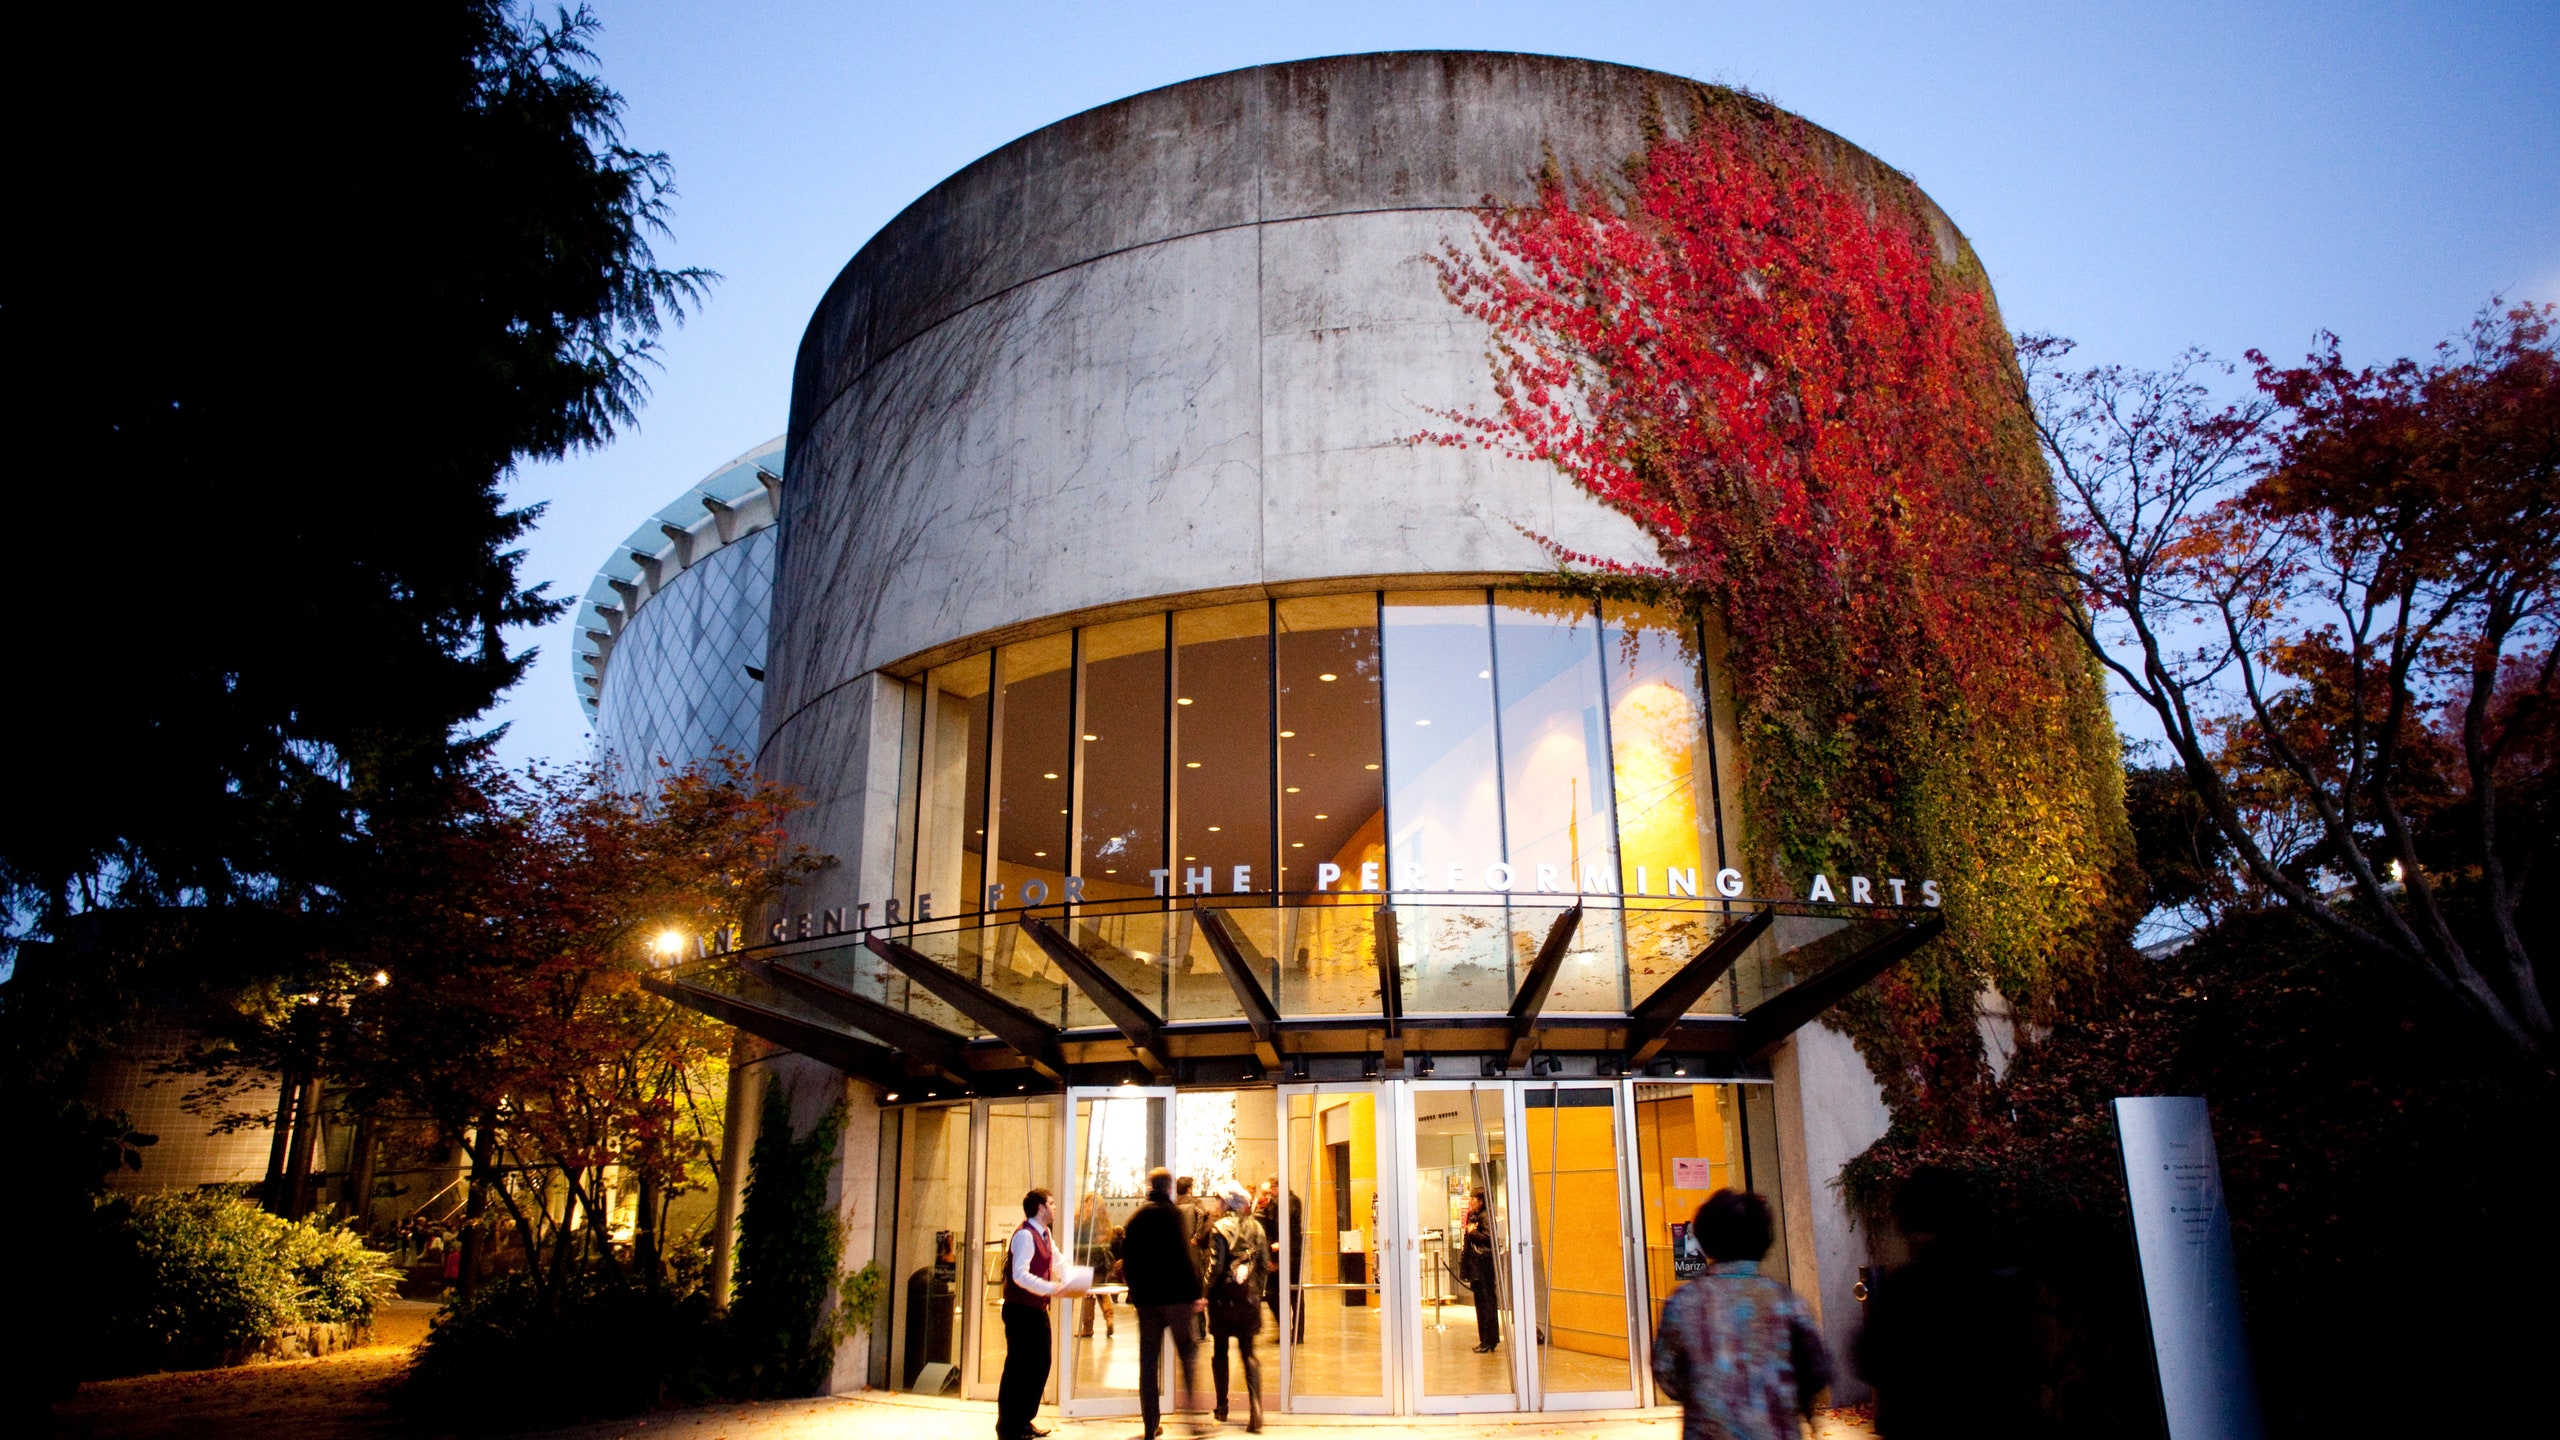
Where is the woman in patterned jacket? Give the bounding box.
[1651,1189,1832,1440]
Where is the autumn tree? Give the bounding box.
[2024,303,2556,1055]
[361,753,823,1299]
[1430,90,2132,1124]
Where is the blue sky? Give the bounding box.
[489,0,2560,766]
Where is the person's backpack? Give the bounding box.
[1206,1223,1262,1336]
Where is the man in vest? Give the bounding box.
[999,1186,1066,1440]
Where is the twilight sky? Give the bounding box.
[488,0,2559,766]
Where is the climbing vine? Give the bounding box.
[1428,88,2135,1128]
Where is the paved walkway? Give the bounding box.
[528,1389,1878,1440]
[57,1311,1874,1440]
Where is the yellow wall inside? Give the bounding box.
[1522,1106,1629,1360]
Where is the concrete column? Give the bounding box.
[710,1030,774,1306]
[1770,1023,1892,1404]
[826,1075,885,1395]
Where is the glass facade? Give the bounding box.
[593,526,775,781]
[897,590,1721,923]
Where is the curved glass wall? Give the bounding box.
[594,526,775,781]
[895,589,1726,1015]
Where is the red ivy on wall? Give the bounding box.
[1429,94,2132,1129]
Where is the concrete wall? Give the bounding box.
[1770,1023,1893,1403]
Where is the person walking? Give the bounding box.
[997,1187,1067,1440]
[1255,1177,1304,1342]
[1176,1175,1216,1339]
[1073,1189,1118,1340]
[1121,1167,1206,1439]
[1458,1188,1503,1354]
[1205,1184,1269,1432]
[1651,1189,1831,1440]
[1853,1166,2037,1440]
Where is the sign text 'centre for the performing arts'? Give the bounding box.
[765,862,1942,941]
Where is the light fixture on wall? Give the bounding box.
[1531,1055,1562,1077]
[1416,1053,1436,1077]
[1361,1054,1381,1079]
[1288,1052,1310,1080]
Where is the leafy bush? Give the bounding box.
[401,1270,726,1426]
[90,1189,394,1372]
[726,1085,848,1396]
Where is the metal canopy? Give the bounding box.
[746,957,973,1084]
[1505,905,1584,1067]
[649,898,1945,1098]
[1018,916,1173,1078]
[1626,906,1774,1064]
[1196,908,1282,1068]
[862,934,1068,1081]
[640,974,913,1093]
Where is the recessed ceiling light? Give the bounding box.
[1415,719,1432,726]
[1208,826,1222,832]
[1184,855,1196,861]
[1285,786,1301,793]
[1177,697,1193,705]
[1479,670,1490,679]
[1314,814,1328,819]
[1185,761,1202,769]
[1279,730,1296,738]
[1319,673,1337,681]
[1043,772,1059,779]
[1034,851,1046,857]
[1083,734,1098,741]
[1291,842,1305,848]
[1364,764,1379,771]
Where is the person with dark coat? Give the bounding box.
[1121,1167,1206,1439]
[1205,1184,1269,1431]
[1853,1167,2039,1440]
[1458,1188,1503,1353]
[1255,1178,1304,1341]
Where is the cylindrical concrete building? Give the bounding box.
[660,53,1987,1410]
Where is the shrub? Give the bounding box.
[89,1189,392,1373]
[401,1270,726,1426]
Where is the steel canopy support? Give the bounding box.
[1197,909,1283,1068]
[745,957,973,1084]
[1625,906,1775,1065]
[863,935,1068,1081]
[1019,916,1173,1079]
[1373,905,1406,1067]
[1505,905,1584,1068]
[1737,912,1946,1058]
[643,975,923,1094]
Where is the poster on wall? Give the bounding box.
[2113,1096,2264,1440]
[1672,1157,1713,1189]
[1668,1221,1706,1279]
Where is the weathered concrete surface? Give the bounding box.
[767,52,1977,752]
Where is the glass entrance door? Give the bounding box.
[1280,1084,1396,1413]
[967,1096,1061,1402]
[1521,1083,1641,1408]
[1062,1087,1173,1416]
[1404,1082,1523,1411]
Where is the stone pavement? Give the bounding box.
[527,1389,1878,1440]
